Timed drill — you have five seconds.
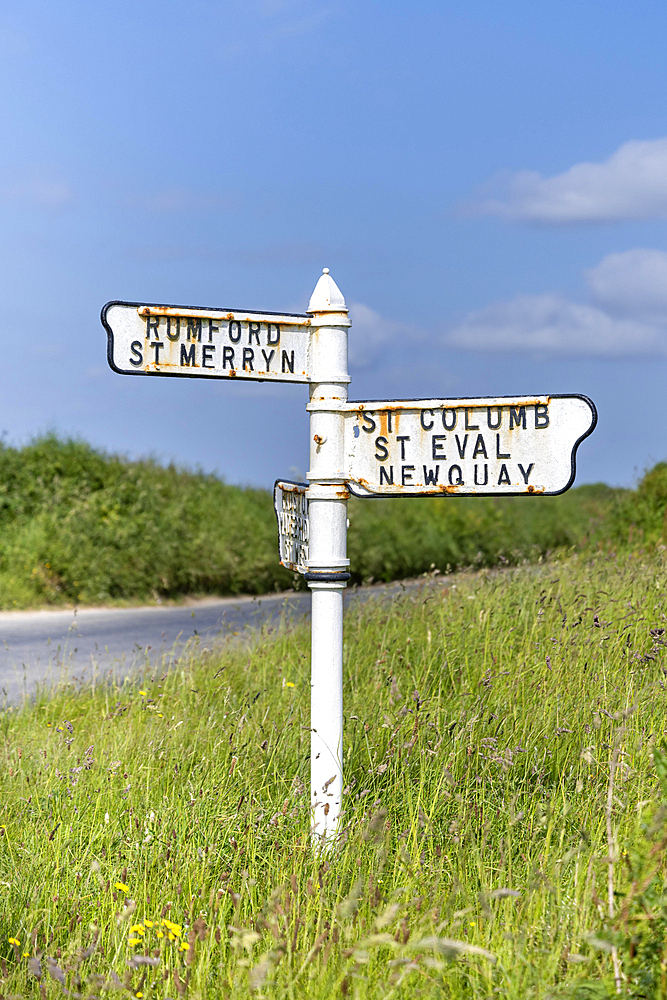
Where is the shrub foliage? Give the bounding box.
[0,433,657,607]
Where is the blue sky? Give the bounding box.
[2,0,667,487]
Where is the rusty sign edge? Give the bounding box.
[102,299,311,383]
[344,393,597,500]
[273,479,309,573]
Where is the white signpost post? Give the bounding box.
[103,270,597,848]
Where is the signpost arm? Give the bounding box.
[305,269,351,846]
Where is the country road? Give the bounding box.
[0,579,428,705]
[0,590,311,705]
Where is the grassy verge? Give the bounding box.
[0,435,624,608]
[2,545,667,996]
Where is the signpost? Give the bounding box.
[103,269,597,849]
[102,302,313,383]
[341,395,596,497]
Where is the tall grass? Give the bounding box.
[1,545,667,996]
[0,435,623,608]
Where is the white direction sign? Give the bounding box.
[273,481,309,574]
[342,394,596,497]
[102,301,313,383]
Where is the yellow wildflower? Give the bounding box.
[180,942,189,951]
[128,937,141,946]
[144,919,154,928]
[285,681,295,688]
[8,937,19,946]
[139,690,147,696]
[115,881,129,893]
[156,931,164,939]
[129,925,145,935]
[23,952,29,957]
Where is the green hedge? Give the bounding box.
[0,435,291,606]
[0,434,640,607]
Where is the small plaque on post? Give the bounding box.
[273,481,309,574]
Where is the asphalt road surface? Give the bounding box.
[0,591,312,705]
[0,580,425,705]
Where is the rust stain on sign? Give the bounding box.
[103,300,314,384]
[273,481,309,574]
[342,395,596,498]
[137,305,312,327]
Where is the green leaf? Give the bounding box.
[653,740,667,802]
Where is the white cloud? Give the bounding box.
[585,248,667,317]
[347,302,408,369]
[220,0,335,56]
[445,248,667,357]
[0,175,72,209]
[127,188,232,214]
[471,138,667,223]
[446,293,661,356]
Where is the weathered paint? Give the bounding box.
[102,301,312,383]
[342,395,596,497]
[273,481,309,574]
[305,269,352,848]
[103,270,598,858]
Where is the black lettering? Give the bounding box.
[267,323,280,345]
[432,434,446,459]
[129,341,143,366]
[374,436,389,461]
[222,346,235,369]
[448,465,463,486]
[180,343,196,366]
[386,411,393,434]
[509,405,526,429]
[472,433,488,459]
[261,349,275,370]
[487,406,502,430]
[442,408,457,430]
[208,320,219,342]
[535,404,549,428]
[151,342,164,364]
[202,344,215,368]
[379,466,394,485]
[362,412,376,434]
[420,409,434,431]
[496,434,510,459]
[146,315,160,339]
[396,435,410,460]
[474,464,488,486]
[455,434,468,459]
[243,347,254,371]
[518,463,534,484]
[402,465,415,485]
[465,408,479,430]
[228,321,242,343]
[248,322,261,345]
[498,464,511,485]
[423,465,439,485]
[165,316,180,341]
[187,318,202,342]
[281,350,294,373]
